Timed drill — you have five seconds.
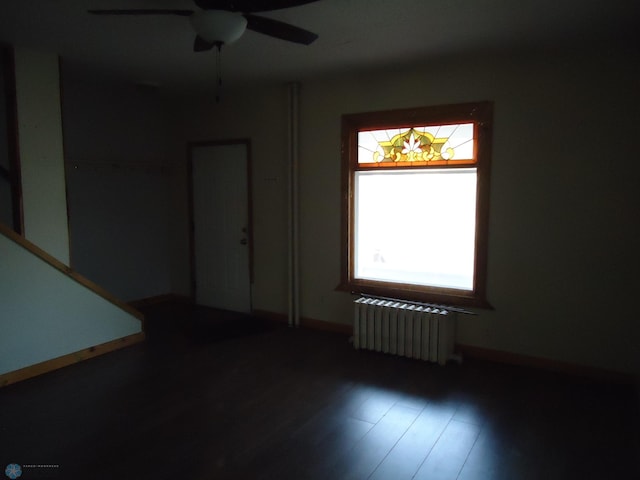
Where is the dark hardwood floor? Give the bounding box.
[1,302,638,479]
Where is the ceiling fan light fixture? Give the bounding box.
[190,10,247,45]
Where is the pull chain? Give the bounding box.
[215,41,223,103]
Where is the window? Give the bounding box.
[339,102,492,308]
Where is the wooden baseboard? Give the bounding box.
[0,332,145,388]
[253,309,353,336]
[129,293,193,308]
[456,343,636,385]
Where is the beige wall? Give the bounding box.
[174,47,639,375]
[14,48,69,264]
[299,51,639,374]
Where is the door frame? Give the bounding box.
[187,138,254,306]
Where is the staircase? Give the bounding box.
[0,223,144,387]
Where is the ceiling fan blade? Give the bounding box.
[194,0,318,13]
[244,13,317,45]
[88,9,194,16]
[194,35,217,52]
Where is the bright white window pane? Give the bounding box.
[354,168,477,290]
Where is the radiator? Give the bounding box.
[353,297,456,365]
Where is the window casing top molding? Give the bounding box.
[341,101,492,139]
[339,101,493,309]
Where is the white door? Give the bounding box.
[191,142,251,313]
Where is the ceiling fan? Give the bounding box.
[88,0,320,51]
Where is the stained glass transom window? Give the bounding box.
[357,123,475,167]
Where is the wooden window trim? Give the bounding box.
[338,101,493,309]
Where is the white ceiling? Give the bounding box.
[1,0,638,93]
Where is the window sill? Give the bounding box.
[336,280,493,310]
